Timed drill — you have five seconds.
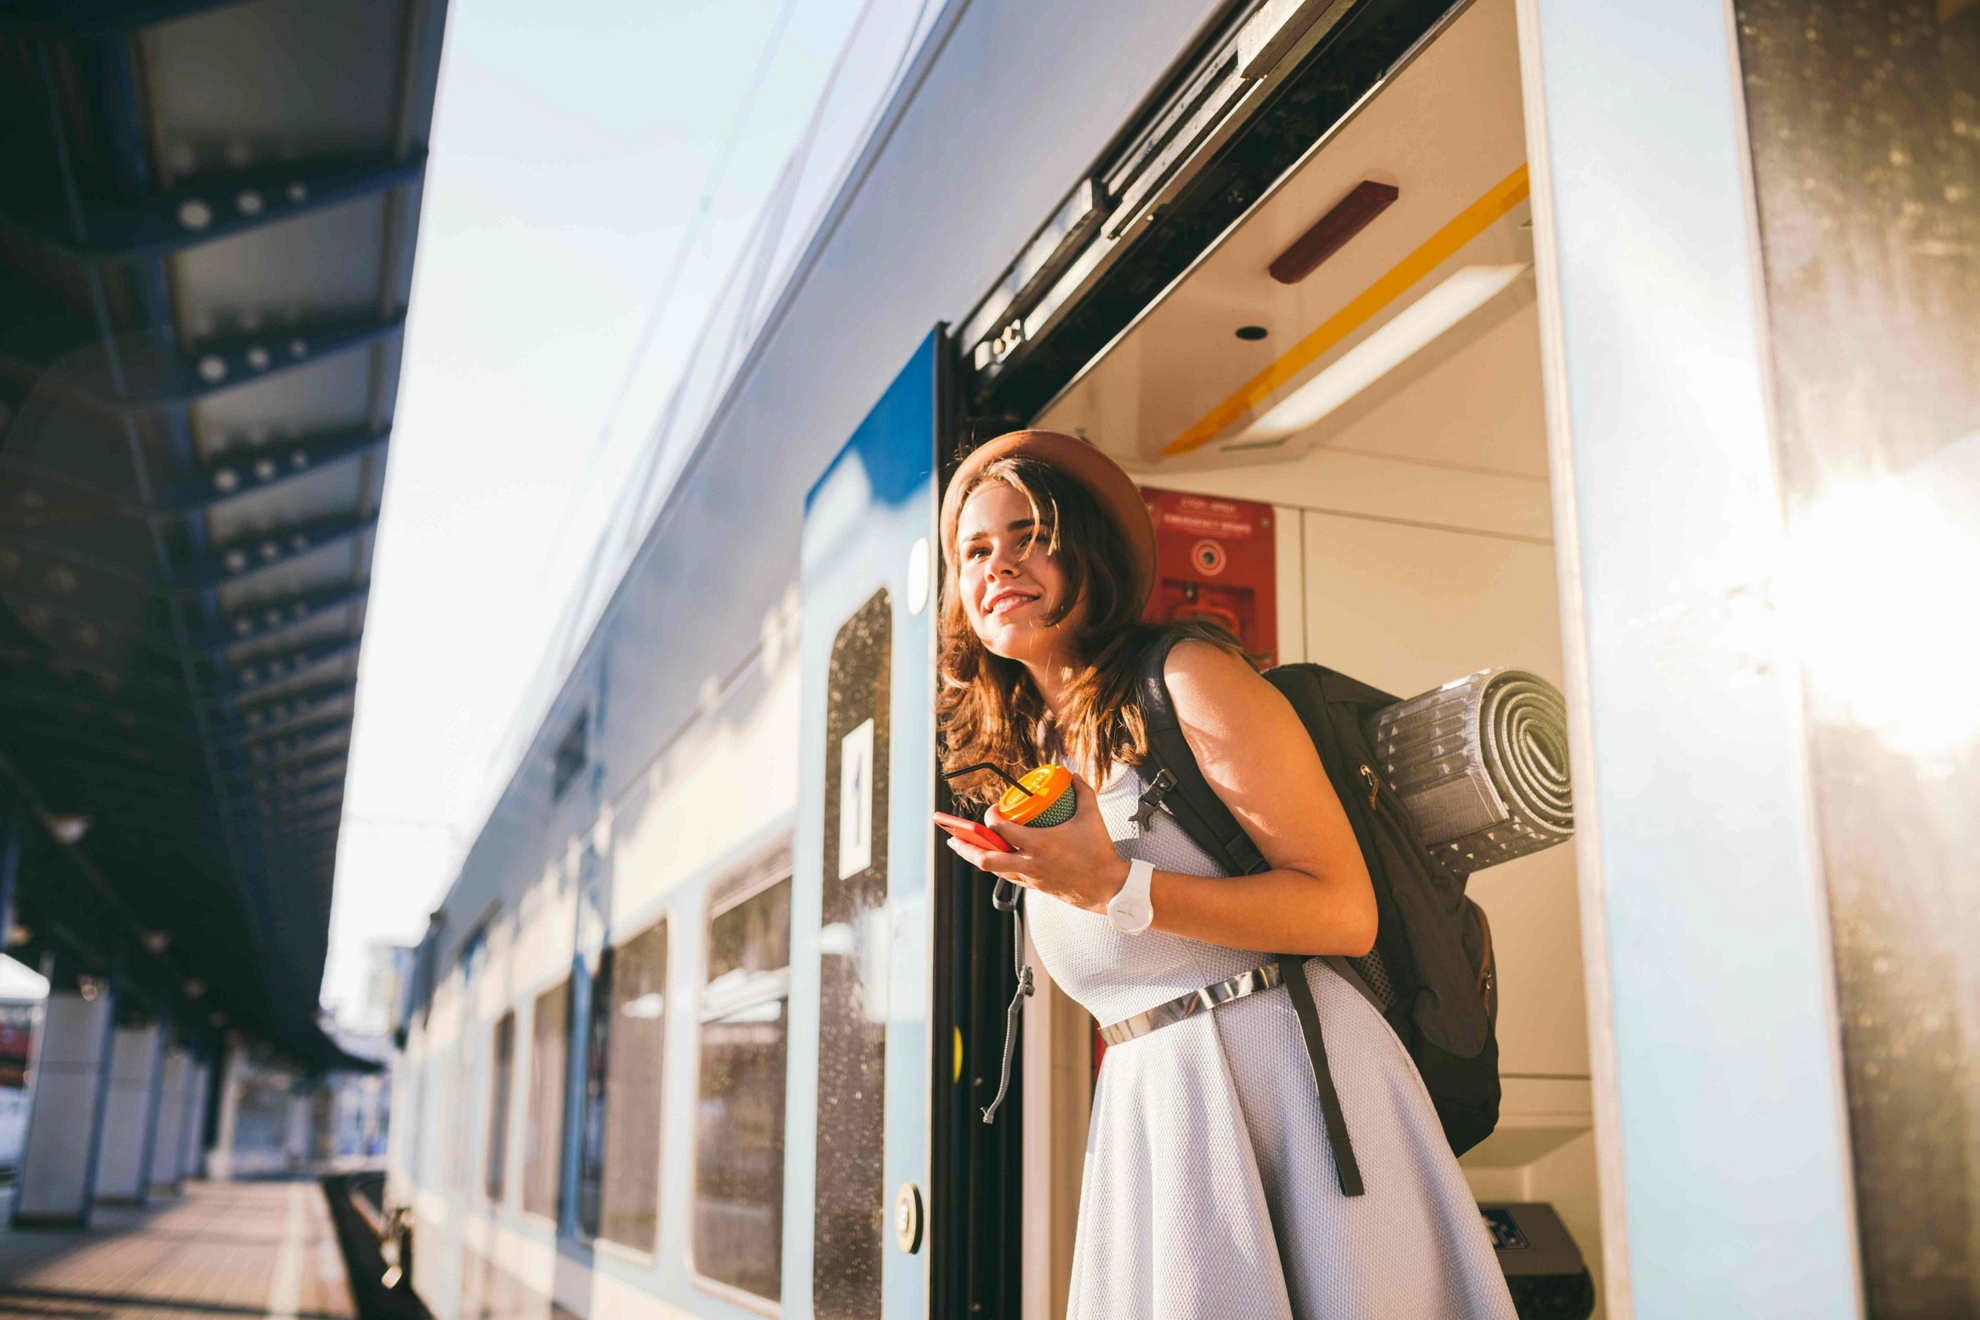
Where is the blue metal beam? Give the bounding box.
[230,712,354,763]
[231,764,346,808]
[234,790,342,828]
[249,823,342,857]
[210,637,361,699]
[157,426,390,515]
[233,725,349,774]
[224,711,350,760]
[188,583,370,656]
[252,829,341,861]
[0,570,365,677]
[179,512,377,593]
[227,752,348,795]
[0,0,251,37]
[237,792,342,823]
[0,682,191,742]
[0,150,428,260]
[219,688,356,748]
[0,309,406,414]
[214,676,358,728]
[224,748,346,794]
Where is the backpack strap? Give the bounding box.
[1137,631,1366,1197]
[1278,954,1365,1196]
[1135,632,1268,876]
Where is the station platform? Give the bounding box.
[0,1181,353,1320]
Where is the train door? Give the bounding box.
[789,332,943,1320]
[953,0,1607,1314]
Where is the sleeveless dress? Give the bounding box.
[1024,762,1519,1320]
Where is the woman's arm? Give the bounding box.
[945,640,1378,957]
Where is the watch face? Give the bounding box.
[1109,896,1154,933]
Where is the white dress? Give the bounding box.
[1024,762,1518,1320]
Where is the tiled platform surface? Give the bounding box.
[0,1181,354,1320]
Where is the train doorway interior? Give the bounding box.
[946,0,1609,1315]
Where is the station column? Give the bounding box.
[147,1043,195,1193]
[92,1017,166,1204]
[179,1054,212,1180]
[206,1037,242,1181]
[13,963,117,1228]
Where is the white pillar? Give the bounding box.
[178,1061,210,1182]
[92,1022,165,1203]
[14,981,115,1226]
[146,1047,193,1193]
[283,1092,311,1169]
[206,1039,242,1182]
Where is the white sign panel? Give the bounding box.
[838,717,875,880]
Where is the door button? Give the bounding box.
[894,1181,924,1253]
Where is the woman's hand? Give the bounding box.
[943,773,1129,913]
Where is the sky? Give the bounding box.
[321,0,907,1028]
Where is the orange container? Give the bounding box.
[996,764,1075,827]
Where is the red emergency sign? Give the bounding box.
[1140,487,1278,668]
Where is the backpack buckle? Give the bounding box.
[1133,768,1177,833]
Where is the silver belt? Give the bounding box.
[1098,962,1284,1046]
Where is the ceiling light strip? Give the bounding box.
[1161,162,1531,456]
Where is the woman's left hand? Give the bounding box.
[944,772,1129,913]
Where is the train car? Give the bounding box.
[383,0,1910,1317]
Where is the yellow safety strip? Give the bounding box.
[1161,162,1532,457]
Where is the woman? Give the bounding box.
[938,430,1516,1320]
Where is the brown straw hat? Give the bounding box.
[940,429,1157,608]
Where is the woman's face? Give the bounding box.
[956,481,1081,664]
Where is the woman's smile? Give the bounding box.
[985,585,1040,616]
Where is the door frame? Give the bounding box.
[1512,2,1861,1316]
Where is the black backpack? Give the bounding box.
[1132,631,1500,1197]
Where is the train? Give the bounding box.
[383,0,1883,1316]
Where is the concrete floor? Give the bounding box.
[0,1181,354,1320]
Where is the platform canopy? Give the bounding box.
[0,0,446,1070]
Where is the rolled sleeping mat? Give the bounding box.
[1362,668,1574,875]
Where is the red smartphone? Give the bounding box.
[933,811,1011,853]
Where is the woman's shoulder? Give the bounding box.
[1160,635,1278,729]
[1160,632,1260,683]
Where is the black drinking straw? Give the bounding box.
[941,762,1035,798]
[939,762,1031,912]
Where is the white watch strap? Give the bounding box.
[1108,858,1156,933]
[1121,858,1154,904]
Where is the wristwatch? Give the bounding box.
[1107,858,1156,934]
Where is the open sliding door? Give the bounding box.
[790,333,942,1320]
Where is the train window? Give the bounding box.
[523,979,570,1219]
[486,1010,514,1201]
[459,922,489,983]
[692,851,793,1303]
[553,711,588,802]
[815,588,891,1318]
[598,918,669,1251]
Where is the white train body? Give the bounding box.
[387,0,1872,1317]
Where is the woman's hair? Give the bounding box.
[937,453,1248,800]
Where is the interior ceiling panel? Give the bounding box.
[0,0,446,1071]
[1038,0,1543,477]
